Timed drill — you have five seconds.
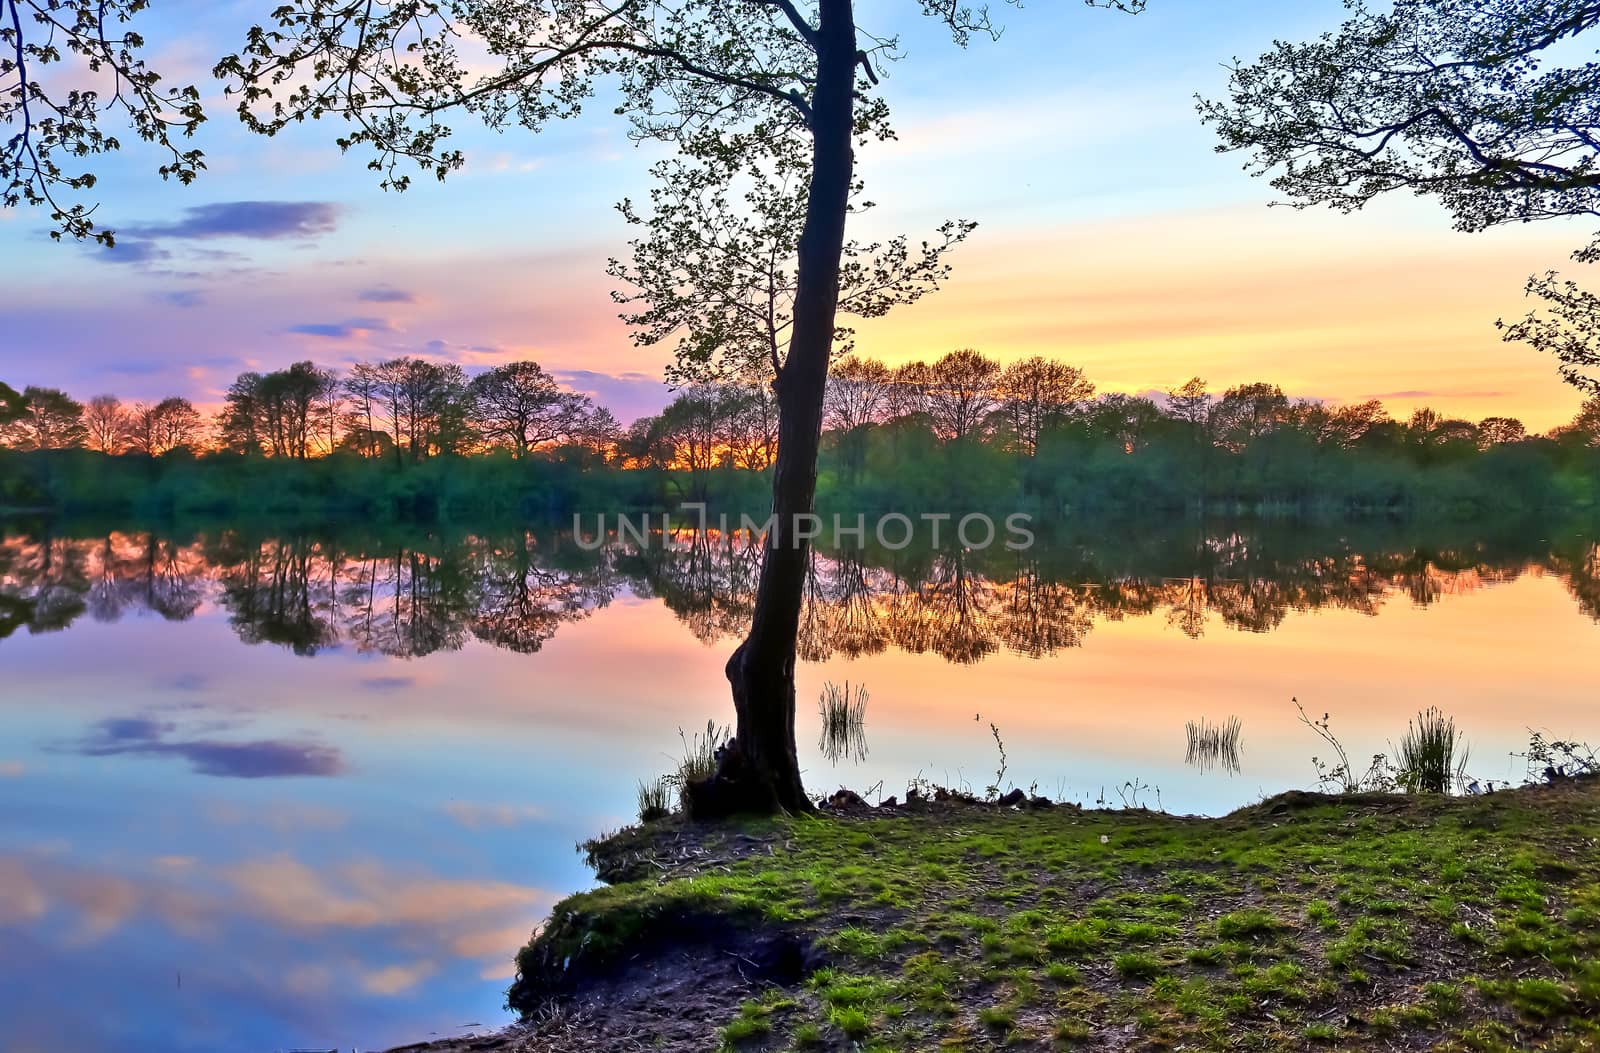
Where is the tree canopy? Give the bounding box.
[1200,0,1600,392]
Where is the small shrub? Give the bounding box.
[636,777,672,823]
[1394,706,1469,794]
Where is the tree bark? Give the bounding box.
[698,0,856,817]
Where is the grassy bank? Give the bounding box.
[500,778,1600,1052]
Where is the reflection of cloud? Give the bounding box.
[360,960,437,996]
[0,851,549,977]
[205,800,349,832]
[450,923,532,960]
[225,856,549,931]
[126,201,340,240]
[358,676,415,692]
[69,716,345,778]
[0,760,23,777]
[442,802,547,829]
[0,857,138,942]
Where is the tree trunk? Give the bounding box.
[694,0,856,818]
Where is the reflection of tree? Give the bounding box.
[1165,577,1208,640]
[919,551,998,665]
[824,549,890,659]
[1548,541,1600,622]
[625,528,760,645]
[0,533,88,637]
[341,547,475,658]
[995,561,1095,656]
[0,522,1587,660]
[469,533,617,653]
[219,537,339,656]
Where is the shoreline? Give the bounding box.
[391,776,1600,1052]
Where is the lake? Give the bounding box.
[2,517,1598,1051]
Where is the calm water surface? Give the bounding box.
[2,519,1597,1052]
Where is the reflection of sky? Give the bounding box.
[3,554,1600,1049]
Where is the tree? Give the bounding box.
[925,349,1000,442]
[84,395,128,453]
[1500,276,1600,394]
[995,356,1095,456]
[127,397,202,455]
[373,358,467,464]
[221,362,340,459]
[1199,1,1600,393]
[469,362,594,458]
[0,382,23,429]
[609,132,974,388]
[655,386,732,497]
[824,356,891,433]
[340,361,388,458]
[1210,383,1289,452]
[1558,394,1600,446]
[5,386,87,449]
[723,382,780,472]
[1167,377,1210,433]
[1477,416,1527,448]
[0,0,1149,814]
[1,0,206,243]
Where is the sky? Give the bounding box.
[3,0,1595,431]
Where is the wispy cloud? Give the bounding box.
[1368,389,1508,401]
[89,240,169,265]
[359,676,416,692]
[288,317,392,339]
[551,369,671,424]
[154,290,205,308]
[126,201,340,241]
[358,287,417,304]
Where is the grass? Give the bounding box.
[515,777,1600,1051]
[1395,705,1469,794]
[636,776,672,823]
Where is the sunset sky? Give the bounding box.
[5,0,1594,430]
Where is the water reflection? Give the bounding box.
[3,522,1596,659]
[2,517,1598,1053]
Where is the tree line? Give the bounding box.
[4,350,1597,469]
[0,359,619,461]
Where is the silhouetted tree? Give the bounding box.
[925,349,1000,442]
[221,362,340,458]
[995,356,1095,457]
[127,397,202,455]
[1502,275,1600,394]
[216,0,1149,815]
[4,386,86,449]
[1200,1,1600,392]
[1210,383,1289,452]
[470,362,594,458]
[0,0,205,243]
[1477,416,1527,448]
[824,357,891,432]
[83,395,128,454]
